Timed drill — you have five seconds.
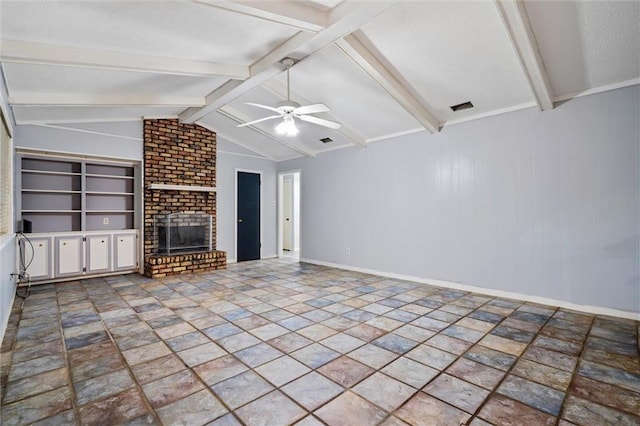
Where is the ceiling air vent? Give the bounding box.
[450,101,474,112]
[320,137,333,144]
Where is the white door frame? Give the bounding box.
[277,169,301,258]
[235,168,263,262]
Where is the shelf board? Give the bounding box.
[22,189,82,194]
[85,191,134,196]
[22,169,81,176]
[86,173,134,180]
[86,210,135,213]
[22,210,81,213]
[148,183,217,192]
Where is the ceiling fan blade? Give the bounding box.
[293,103,330,115]
[237,115,282,127]
[245,102,281,113]
[298,114,342,130]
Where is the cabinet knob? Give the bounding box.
[101,240,105,243]
[38,243,43,247]
[63,242,66,246]
[120,239,123,242]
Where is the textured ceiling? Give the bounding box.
[1,0,638,161]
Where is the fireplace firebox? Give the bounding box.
[154,212,212,255]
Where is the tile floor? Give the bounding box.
[1,258,639,425]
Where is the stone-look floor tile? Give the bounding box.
[31,410,76,426]
[156,389,228,425]
[441,324,485,343]
[65,332,111,351]
[393,324,435,343]
[562,395,640,426]
[365,316,403,331]
[291,343,341,369]
[236,390,306,426]
[297,324,338,341]
[424,373,489,413]
[445,357,505,390]
[255,356,311,387]
[8,353,66,381]
[406,344,457,370]
[540,325,587,344]
[522,345,578,372]
[67,340,117,364]
[278,315,314,331]
[497,374,565,416]
[166,331,210,352]
[570,375,640,416]
[478,394,556,426]
[70,353,124,383]
[347,343,398,369]
[131,353,186,385]
[490,325,535,343]
[586,336,638,357]
[315,391,387,426]
[318,356,374,387]
[426,334,472,355]
[479,334,527,356]
[62,321,105,339]
[203,323,243,340]
[582,348,640,374]
[344,324,387,342]
[512,358,573,390]
[371,333,418,354]
[3,367,68,404]
[10,339,63,364]
[212,370,274,409]
[268,332,313,353]
[578,360,640,393]
[395,392,470,426]
[294,415,325,426]
[343,309,377,322]
[320,333,366,354]
[321,316,359,332]
[500,317,543,333]
[177,342,227,367]
[234,342,283,368]
[208,413,242,426]
[75,368,135,405]
[122,341,172,366]
[250,323,290,341]
[282,371,344,410]
[155,321,197,339]
[381,357,438,389]
[1,386,73,426]
[116,331,161,352]
[78,387,150,425]
[194,355,249,386]
[456,317,497,333]
[142,369,205,408]
[464,345,517,371]
[352,372,415,412]
[533,335,582,356]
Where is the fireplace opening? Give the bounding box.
[154,212,212,255]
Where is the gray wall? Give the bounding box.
[217,138,278,261]
[14,123,143,160]
[279,86,640,314]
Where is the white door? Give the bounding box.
[23,237,52,279]
[115,233,137,270]
[283,179,293,251]
[55,236,84,277]
[87,235,111,273]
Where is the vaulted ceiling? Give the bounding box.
[1,1,638,161]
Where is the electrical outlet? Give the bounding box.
[346,248,350,255]
[103,217,109,225]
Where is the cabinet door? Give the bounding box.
[20,237,52,280]
[87,235,111,274]
[55,236,84,277]
[114,233,137,271]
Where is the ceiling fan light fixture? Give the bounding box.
[275,116,298,137]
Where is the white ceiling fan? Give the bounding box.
[237,58,342,137]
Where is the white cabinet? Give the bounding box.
[20,236,52,280]
[114,233,137,271]
[55,236,84,277]
[21,230,138,282]
[87,234,111,273]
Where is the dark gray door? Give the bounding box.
[237,172,260,261]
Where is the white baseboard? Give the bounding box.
[300,258,640,321]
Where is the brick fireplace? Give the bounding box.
[143,119,226,278]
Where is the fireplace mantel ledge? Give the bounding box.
[148,183,218,192]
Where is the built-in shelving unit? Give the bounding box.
[19,157,137,233]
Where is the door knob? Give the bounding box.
[238,219,243,223]
[286,218,290,221]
